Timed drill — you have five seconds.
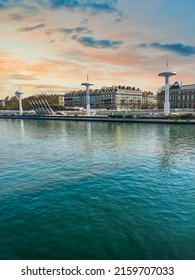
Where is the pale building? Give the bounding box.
[0,100,5,108]
[142,91,156,109]
[0,96,10,108]
[157,82,195,109]
[64,86,150,110]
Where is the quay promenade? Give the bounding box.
[0,114,195,124]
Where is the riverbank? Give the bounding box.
[0,114,195,124]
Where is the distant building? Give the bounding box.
[157,82,195,109]
[142,91,156,109]
[55,95,64,106]
[0,96,10,108]
[0,100,5,108]
[64,86,154,110]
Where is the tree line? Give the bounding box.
[0,94,64,110]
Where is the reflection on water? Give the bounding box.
[1,119,195,178]
[19,119,25,138]
[0,119,195,260]
[157,124,195,170]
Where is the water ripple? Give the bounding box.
[0,120,195,259]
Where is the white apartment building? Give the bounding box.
[64,86,153,110]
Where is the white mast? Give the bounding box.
[158,70,176,115]
[81,74,94,116]
[15,87,24,115]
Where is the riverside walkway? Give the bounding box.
[0,114,195,124]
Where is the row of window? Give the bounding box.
[171,95,195,101]
[172,104,194,108]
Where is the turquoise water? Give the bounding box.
[0,119,195,260]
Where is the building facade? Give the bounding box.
[142,91,156,109]
[0,96,10,108]
[157,82,195,109]
[65,86,154,110]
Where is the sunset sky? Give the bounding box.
[0,0,195,98]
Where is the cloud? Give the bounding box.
[114,18,122,23]
[58,26,88,35]
[138,43,147,48]
[21,83,70,90]
[48,0,118,13]
[76,36,122,48]
[9,13,24,20]
[87,1,117,13]
[80,18,89,25]
[0,0,17,8]
[0,0,118,14]
[0,0,38,10]
[9,74,39,80]
[139,42,195,56]
[19,23,45,32]
[151,42,195,56]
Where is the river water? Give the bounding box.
[0,119,195,259]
